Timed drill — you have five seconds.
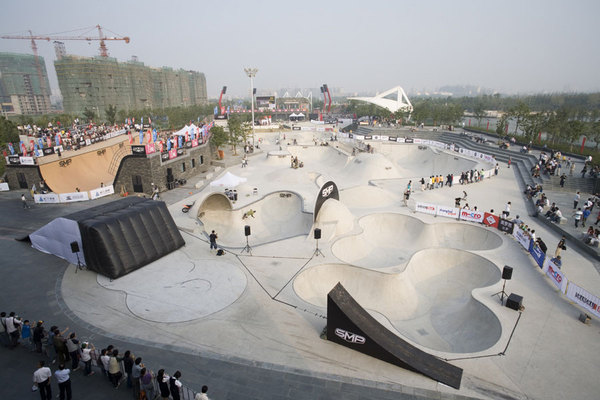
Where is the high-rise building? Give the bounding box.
[0,52,52,116]
[54,55,207,119]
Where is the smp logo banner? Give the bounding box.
[459,209,483,223]
[335,328,366,344]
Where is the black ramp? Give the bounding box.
[327,282,463,389]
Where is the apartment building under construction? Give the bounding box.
[55,55,207,119]
[0,52,52,116]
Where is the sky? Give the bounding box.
[1,0,600,98]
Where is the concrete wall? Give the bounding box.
[4,165,46,192]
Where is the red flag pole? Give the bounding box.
[581,137,587,154]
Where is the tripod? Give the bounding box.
[241,236,252,255]
[74,252,84,273]
[313,238,324,257]
[492,279,509,305]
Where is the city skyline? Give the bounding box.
[2,0,599,100]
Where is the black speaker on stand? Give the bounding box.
[70,241,83,272]
[313,228,324,257]
[492,266,512,305]
[242,225,252,255]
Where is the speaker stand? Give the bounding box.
[313,239,324,257]
[241,236,252,255]
[74,252,84,273]
[492,279,508,305]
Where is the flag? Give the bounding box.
[128,131,133,144]
[139,130,143,144]
[214,106,218,115]
[38,138,43,149]
[178,135,183,148]
[8,143,14,155]
[141,117,144,126]
[152,129,157,143]
[167,138,171,151]
[149,117,152,125]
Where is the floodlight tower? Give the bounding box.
[244,67,258,146]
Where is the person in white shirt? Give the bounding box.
[80,342,95,376]
[33,360,53,400]
[5,312,22,348]
[54,364,72,400]
[195,385,211,400]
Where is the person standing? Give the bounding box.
[140,368,155,400]
[54,364,72,400]
[195,385,211,400]
[65,333,80,371]
[132,357,143,400]
[502,202,511,218]
[169,371,183,400]
[80,342,95,376]
[574,191,580,209]
[559,174,567,188]
[33,360,53,400]
[33,320,45,353]
[507,157,511,168]
[5,312,22,348]
[123,350,134,388]
[555,236,566,258]
[574,208,583,227]
[209,230,218,250]
[22,193,30,209]
[157,369,170,399]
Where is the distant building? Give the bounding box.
[0,52,52,116]
[54,55,207,119]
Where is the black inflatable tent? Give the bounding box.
[29,197,185,279]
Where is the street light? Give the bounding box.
[244,67,258,146]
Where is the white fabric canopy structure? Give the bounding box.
[173,124,199,136]
[210,171,248,187]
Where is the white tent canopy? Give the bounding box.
[173,123,198,136]
[210,171,248,187]
[297,113,305,118]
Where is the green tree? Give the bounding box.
[105,104,117,125]
[473,102,486,127]
[226,114,251,155]
[565,120,585,152]
[520,112,546,142]
[0,116,19,147]
[508,101,530,135]
[83,107,96,123]
[209,125,227,157]
[496,114,509,136]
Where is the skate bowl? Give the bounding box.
[198,191,313,247]
[294,247,502,353]
[331,213,503,269]
[339,185,398,209]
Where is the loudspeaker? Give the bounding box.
[222,86,227,94]
[253,88,257,95]
[323,84,328,90]
[314,228,321,240]
[502,265,513,280]
[244,225,251,236]
[506,293,523,311]
[70,241,80,253]
[320,86,325,93]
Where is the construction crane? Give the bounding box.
[1,25,130,110]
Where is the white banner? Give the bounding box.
[59,192,90,203]
[396,137,405,143]
[0,182,9,191]
[354,135,364,140]
[415,202,437,215]
[413,138,424,144]
[513,228,531,250]
[566,283,600,318]
[90,185,115,200]
[316,127,325,132]
[543,258,568,293]
[310,120,325,125]
[380,135,389,141]
[19,156,35,165]
[459,208,484,223]
[34,193,60,203]
[437,206,459,219]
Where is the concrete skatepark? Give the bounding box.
[4,124,600,399]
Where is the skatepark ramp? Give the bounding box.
[327,283,463,389]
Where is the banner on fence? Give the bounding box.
[59,191,89,203]
[566,283,600,318]
[483,212,499,228]
[529,242,546,269]
[498,218,515,234]
[90,185,115,200]
[436,206,459,219]
[543,258,568,293]
[415,202,437,215]
[34,193,60,203]
[0,182,9,191]
[459,208,484,223]
[513,228,531,250]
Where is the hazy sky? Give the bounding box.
[2,0,599,98]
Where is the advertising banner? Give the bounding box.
[404,138,413,143]
[131,145,147,157]
[483,212,499,228]
[90,185,115,200]
[543,258,567,292]
[168,149,178,160]
[176,148,184,156]
[380,135,389,141]
[53,145,64,154]
[191,139,199,147]
[513,228,531,250]
[459,208,484,223]
[0,182,9,191]
[145,142,156,154]
[372,135,380,140]
[59,192,89,203]
[498,218,515,234]
[529,242,546,268]
[413,138,423,144]
[415,202,437,215]
[354,135,364,140]
[7,155,20,165]
[314,181,340,222]
[292,126,301,130]
[566,283,600,318]
[34,193,60,203]
[161,152,169,161]
[19,156,35,165]
[436,206,459,219]
[42,147,55,156]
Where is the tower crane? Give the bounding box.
[1,25,130,110]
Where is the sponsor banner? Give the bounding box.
[364,135,372,140]
[566,283,600,318]
[544,259,567,293]
[513,228,531,250]
[310,120,325,125]
[483,212,499,228]
[176,148,184,156]
[459,208,484,223]
[413,138,423,144]
[301,127,312,131]
[105,129,127,139]
[325,127,334,132]
[168,149,178,159]
[160,152,169,161]
[145,142,156,154]
[314,181,340,222]
[292,126,301,130]
[372,135,380,140]
[191,139,199,147]
[90,185,114,200]
[34,193,60,203]
[7,155,20,165]
[131,145,147,156]
[59,191,89,203]
[415,202,437,215]
[316,127,325,132]
[354,135,364,140]
[380,135,389,141]
[53,145,64,154]
[0,182,9,191]
[43,147,55,156]
[404,138,414,143]
[85,139,92,146]
[431,141,446,149]
[483,154,495,163]
[437,206,459,219]
[529,242,546,268]
[185,141,192,148]
[390,136,399,141]
[497,218,515,234]
[19,156,35,165]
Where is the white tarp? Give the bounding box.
[29,217,83,266]
[210,171,247,187]
[173,124,198,136]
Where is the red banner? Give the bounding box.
[145,142,156,154]
[168,149,177,159]
[483,212,499,228]
[191,139,199,147]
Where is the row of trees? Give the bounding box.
[209,114,252,156]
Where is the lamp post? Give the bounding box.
[244,67,258,146]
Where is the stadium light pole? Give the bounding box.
[244,67,258,146]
